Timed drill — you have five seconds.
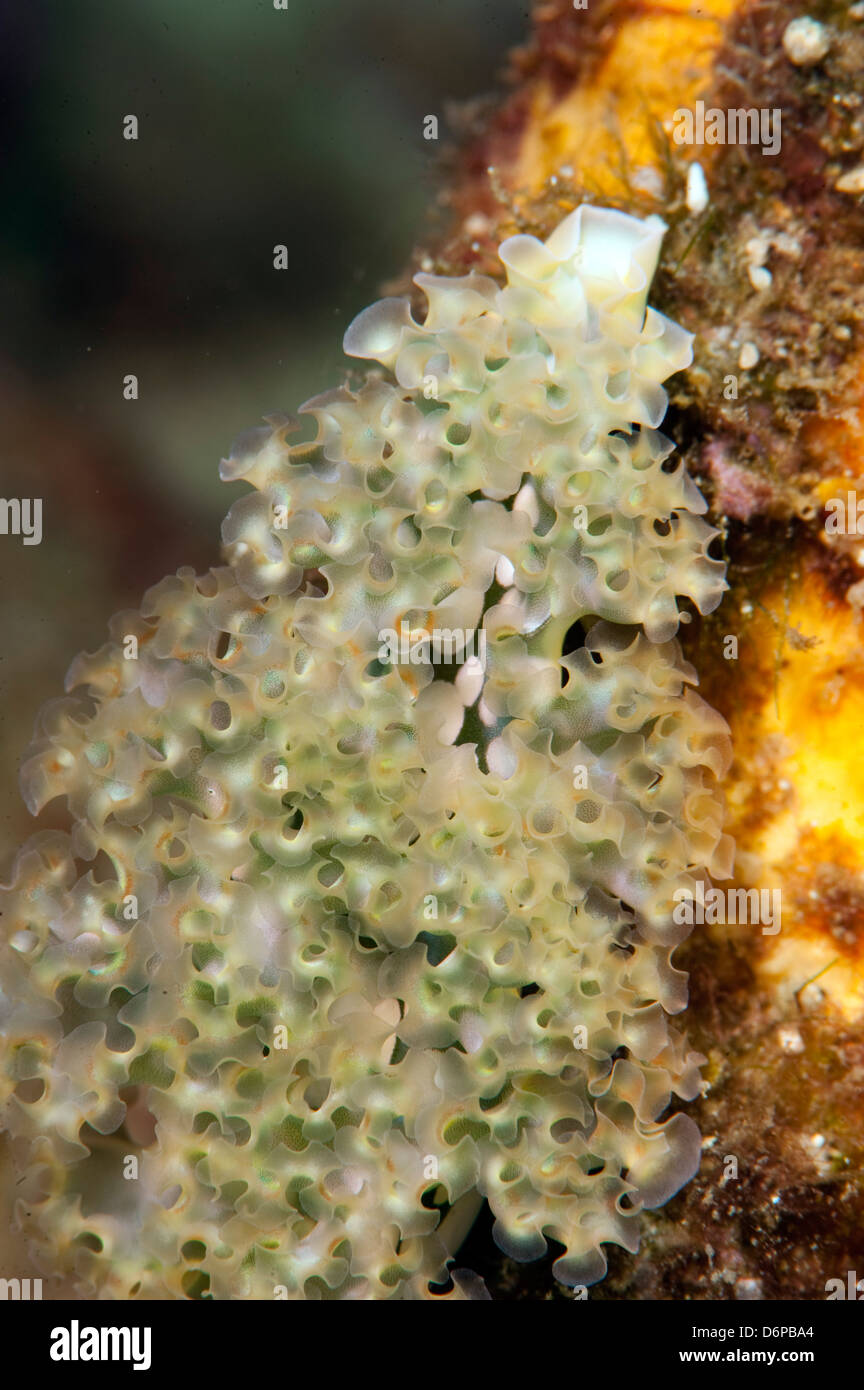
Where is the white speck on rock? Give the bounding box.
[782,17,830,65]
[745,236,769,267]
[464,212,490,238]
[686,162,709,213]
[836,165,864,194]
[738,342,759,369]
[777,1023,804,1054]
[735,1277,763,1300]
[748,265,772,291]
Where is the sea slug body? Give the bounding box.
[0,204,731,1299]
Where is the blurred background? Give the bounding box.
[0,0,527,867]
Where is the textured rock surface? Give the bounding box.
[421,0,864,1300]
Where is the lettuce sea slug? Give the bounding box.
[0,203,732,1300]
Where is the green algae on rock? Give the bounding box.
[0,204,731,1299]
